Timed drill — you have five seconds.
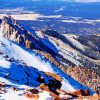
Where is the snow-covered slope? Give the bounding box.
[0,36,54,73]
[43,30,100,72]
[0,36,96,99]
[0,16,99,99]
[1,16,100,72]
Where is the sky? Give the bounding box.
[74,0,100,2]
[44,0,100,2]
[1,0,100,2]
[32,0,100,2]
[63,0,100,2]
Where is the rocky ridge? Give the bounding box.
[0,16,100,99]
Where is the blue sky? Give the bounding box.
[31,0,100,2]
[3,0,100,2]
[37,0,100,2]
[61,0,100,2]
[72,0,100,2]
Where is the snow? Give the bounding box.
[38,91,53,100]
[61,19,77,23]
[61,79,75,92]
[0,77,30,89]
[0,36,54,73]
[0,91,29,100]
[0,57,11,68]
[47,36,83,66]
[64,35,85,51]
[0,90,53,100]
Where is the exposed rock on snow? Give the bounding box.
[0,16,99,100]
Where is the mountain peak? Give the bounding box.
[0,16,58,56]
[2,16,17,25]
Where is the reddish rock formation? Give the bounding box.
[67,66,100,94]
[69,89,90,96]
[45,72,62,82]
[0,84,4,87]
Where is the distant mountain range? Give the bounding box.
[1,1,100,34]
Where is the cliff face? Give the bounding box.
[0,16,58,56]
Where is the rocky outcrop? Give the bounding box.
[67,66,100,94]
[24,87,100,100]
[0,82,99,100]
[0,16,58,56]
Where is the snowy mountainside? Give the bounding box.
[0,16,58,56]
[0,37,54,73]
[43,30,100,73]
[0,36,97,100]
[0,36,96,99]
[0,36,92,91]
[1,16,100,73]
[0,16,100,99]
